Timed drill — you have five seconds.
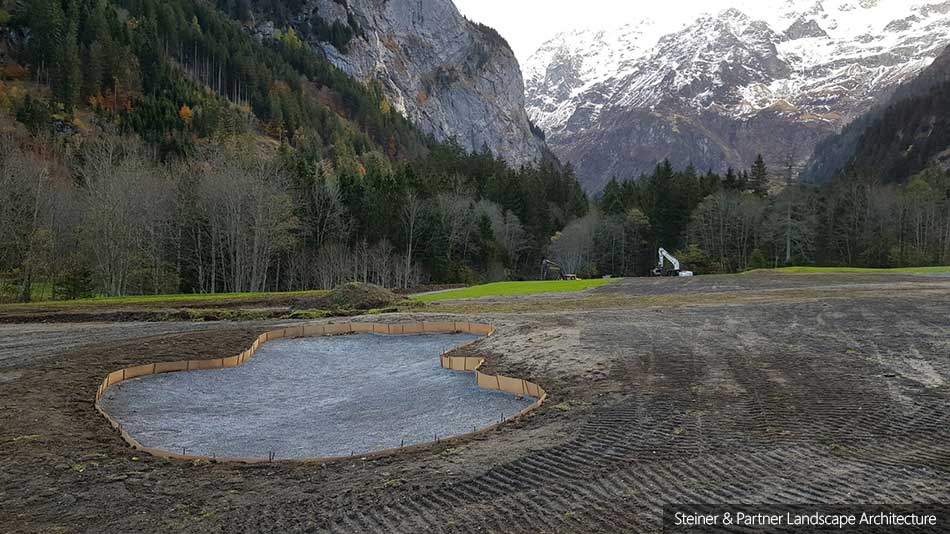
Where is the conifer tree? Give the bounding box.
[723,167,739,190]
[84,40,106,99]
[750,154,769,197]
[23,0,63,84]
[53,1,83,111]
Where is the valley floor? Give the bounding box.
[1,272,949,533]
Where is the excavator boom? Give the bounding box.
[653,248,694,277]
[658,248,680,271]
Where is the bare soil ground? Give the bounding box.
[0,284,411,324]
[1,272,949,533]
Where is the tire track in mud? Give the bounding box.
[222,301,950,534]
[244,406,949,530]
[0,322,218,368]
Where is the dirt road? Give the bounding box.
[1,273,948,533]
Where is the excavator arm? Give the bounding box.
[542,259,563,280]
[542,259,578,280]
[658,248,680,272]
[653,248,694,277]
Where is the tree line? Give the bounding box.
[0,0,587,301]
[6,0,945,302]
[0,125,585,301]
[553,158,950,277]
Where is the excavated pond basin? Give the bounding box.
[100,332,533,460]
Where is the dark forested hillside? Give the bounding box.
[845,80,950,182]
[18,0,430,160]
[555,156,950,278]
[805,45,950,182]
[0,0,586,301]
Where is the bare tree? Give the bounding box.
[690,191,767,272]
[549,212,599,275]
[303,161,350,250]
[401,191,423,289]
[0,134,54,301]
[80,136,173,296]
[368,239,395,287]
[478,200,529,271]
[433,188,478,266]
[198,146,298,293]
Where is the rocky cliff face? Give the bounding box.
[525,0,950,191]
[271,0,544,167]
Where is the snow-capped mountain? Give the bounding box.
[525,0,950,191]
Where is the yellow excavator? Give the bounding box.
[542,259,577,280]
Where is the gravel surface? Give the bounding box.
[100,332,533,459]
[0,322,217,369]
[586,271,943,296]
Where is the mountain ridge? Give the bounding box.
[805,44,950,181]
[525,0,950,191]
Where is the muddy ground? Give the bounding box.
[0,282,416,324]
[1,272,949,533]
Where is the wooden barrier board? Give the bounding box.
[94,321,546,464]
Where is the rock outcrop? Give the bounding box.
[278,0,544,167]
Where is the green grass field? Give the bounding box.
[413,279,617,302]
[753,266,950,274]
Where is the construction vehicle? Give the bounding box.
[542,259,577,280]
[652,248,694,277]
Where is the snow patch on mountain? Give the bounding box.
[526,0,950,190]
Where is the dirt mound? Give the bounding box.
[296,283,402,311]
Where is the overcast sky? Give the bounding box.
[454,0,741,64]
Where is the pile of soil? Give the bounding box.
[295,282,403,311]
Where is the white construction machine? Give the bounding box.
[652,248,694,277]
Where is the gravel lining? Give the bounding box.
[100,333,533,459]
